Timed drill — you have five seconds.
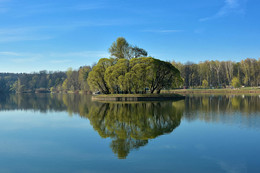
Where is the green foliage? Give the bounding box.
[62,79,68,91]
[150,59,181,93]
[2,66,93,93]
[50,87,55,93]
[78,66,91,91]
[202,79,209,88]
[172,76,184,88]
[172,58,260,88]
[0,78,6,92]
[88,57,182,94]
[232,77,241,88]
[128,57,152,93]
[109,37,148,60]
[105,59,129,93]
[66,67,73,78]
[62,68,80,92]
[9,78,25,93]
[87,58,116,94]
[129,46,148,59]
[109,37,129,59]
[1,71,67,93]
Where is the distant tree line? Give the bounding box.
[0,73,18,93]
[172,58,260,88]
[0,66,92,93]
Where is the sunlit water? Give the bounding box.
[0,94,259,173]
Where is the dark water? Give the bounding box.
[0,94,260,173]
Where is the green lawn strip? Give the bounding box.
[162,88,260,94]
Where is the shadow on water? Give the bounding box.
[1,93,260,158]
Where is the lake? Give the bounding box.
[0,94,259,173]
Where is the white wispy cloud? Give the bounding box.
[0,17,138,42]
[0,51,20,56]
[0,51,42,63]
[0,26,54,42]
[142,29,183,33]
[199,0,246,22]
[0,51,43,57]
[49,51,109,58]
[49,60,72,64]
[11,57,39,63]
[0,35,53,42]
[0,51,109,64]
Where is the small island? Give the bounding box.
[92,94,185,101]
[87,38,185,101]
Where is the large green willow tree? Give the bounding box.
[88,56,182,94]
[88,37,182,94]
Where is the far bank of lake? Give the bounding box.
[163,88,260,94]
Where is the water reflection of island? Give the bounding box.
[86,102,183,159]
[1,94,260,157]
[0,94,184,159]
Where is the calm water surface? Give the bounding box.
[0,94,259,173]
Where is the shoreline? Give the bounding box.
[162,88,260,94]
[92,94,185,101]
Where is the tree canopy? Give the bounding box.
[109,37,148,60]
[87,58,116,94]
[88,57,182,94]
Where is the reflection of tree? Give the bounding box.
[2,94,260,117]
[3,94,260,157]
[110,138,147,159]
[0,93,67,112]
[0,93,94,115]
[86,102,183,159]
[184,95,260,122]
[0,94,184,159]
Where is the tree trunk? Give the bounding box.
[150,87,156,94]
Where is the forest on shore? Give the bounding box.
[0,37,260,94]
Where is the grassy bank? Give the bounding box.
[162,87,260,94]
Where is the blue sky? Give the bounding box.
[0,0,259,73]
